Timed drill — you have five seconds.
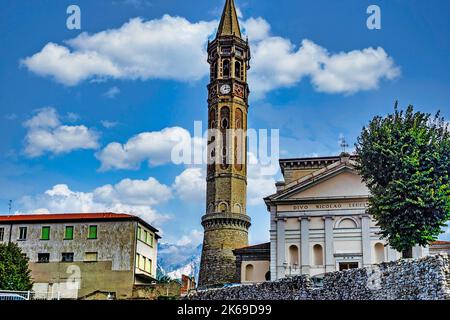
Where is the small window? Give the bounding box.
[137,227,142,241]
[212,62,218,80]
[62,252,74,262]
[140,255,146,270]
[313,244,324,266]
[289,245,299,266]
[65,226,74,240]
[88,225,97,239]
[374,243,385,263]
[38,253,50,263]
[223,60,230,78]
[339,262,359,270]
[18,227,27,241]
[235,61,241,79]
[84,252,98,262]
[136,253,140,268]
[148,233,154,247]
[143,230,148,243]
[0,228,4,242]
[221,117,229,129]
[146,258,152,273]
[245,264,254,282]
[41,226,50,240]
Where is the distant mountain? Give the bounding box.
[157,243,202,282]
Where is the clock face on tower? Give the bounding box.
[220,84,231,95]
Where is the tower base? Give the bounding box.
[198,213,251,287]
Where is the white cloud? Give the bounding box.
[101,120,118,128]
[96,126,196,171]
[22,16,216,86]
[5,113,18,121]
[120,0,152,8]
[172,154,277,206]
[22,15,399,97]
[93,177,172,206]
[21,43,121,86]
[247,152,277,205]
[65,112,80,122]
[242,17,271,42]
[23,107,99,157]
[173,167,206,202]
[19,177,172,226]
[250,37,400,98]
[175,229,203,247]
[103,86,120,98]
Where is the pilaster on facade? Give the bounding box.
[361,214,372,267]
[276,218,287,279]
[323,216,335,272]
[299,217,311,274]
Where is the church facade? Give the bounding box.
[263,153,429,281]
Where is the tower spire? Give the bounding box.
[217,0,242,38]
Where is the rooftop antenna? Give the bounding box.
[8,200,12,214]
[340,136,349,154]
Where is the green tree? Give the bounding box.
[0,243,33,290]
[356,104,450,257]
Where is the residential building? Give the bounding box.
[0,212,160,299]
[180,275,196,297]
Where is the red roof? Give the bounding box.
[0,212,160,238]
[431,240,450,245]
[0,212,133,222]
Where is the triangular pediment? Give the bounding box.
[287,169,369,200]
[267,162,370,202]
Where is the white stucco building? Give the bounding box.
[264,153,429,281]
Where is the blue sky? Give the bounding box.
[0,0,449,248]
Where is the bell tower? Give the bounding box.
[198,0,251,287]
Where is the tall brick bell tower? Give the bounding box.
[198,0,251,287]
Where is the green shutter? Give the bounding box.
[88,225,97,239]
[137,227,142,241]
[65,226,74,240]
[149,234,154,247]
[41,227,50,240]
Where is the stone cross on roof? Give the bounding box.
[340,136,349,153]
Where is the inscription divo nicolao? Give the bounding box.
[282,202,370,212]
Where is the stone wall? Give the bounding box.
[188,255,450,300]
[132,282,181,300]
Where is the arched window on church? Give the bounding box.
[374,243,385,263]
[223,60,230,78]
[289,245,299,266]
[313,244,324,266]
[235,61,241,79]
[245,264,254,282]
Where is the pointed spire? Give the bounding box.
[217,0,242,38]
